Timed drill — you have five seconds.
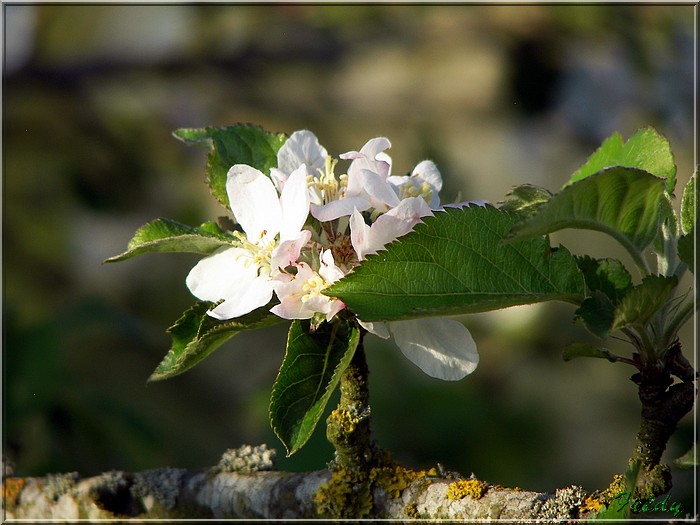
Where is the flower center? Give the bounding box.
[301,274,328,303]
[399,178,433,204]
[307,156,348,206]
[232,230,276,277]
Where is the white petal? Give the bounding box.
[277,130,328,176]
[389,318,479,381]
[310,196,371,222]
[358,169,400,209]
[319,249,345,283]
[186,247,273,320]
[270,230,312,272]
[358,319,390,339]
[350,208,372,261]
[412,160,443,192]
[227,165,282,242]
[279,164,310,241]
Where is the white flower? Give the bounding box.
[349,197,479,381]
[271,250,345,322]
[337,137,400,216]
[270,129,327,191]
[186,163,311,320]
[388,160,443,210]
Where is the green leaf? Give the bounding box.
[567,127,676,194]
[326,205,585,322]
[269,319,360,456]
[673,443,697,469]
[174,123,287,209]
[681,173,696,235]
[149,302,283,382]
[677,228,695,272]
[499,184,552,218]
[611,275,678,332]
[562,342,617,362]
[575,256,632,305]
[574,291,616,338]
[104,219,235,263]
[508,167,668,254]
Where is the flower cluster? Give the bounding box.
[186,131,478,380]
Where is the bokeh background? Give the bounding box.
[3,2,696,506]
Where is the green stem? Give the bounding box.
[663,297,696,349]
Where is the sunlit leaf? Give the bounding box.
[681,173,696,235]
[174,124,287,209]
[104,219,235,263]
[567,127,676,194]
[326,205,585,322]
[611,275,678,332]
[149,302,283,382]
[269,319,360,456]
[673,443,697,469]
[508,167,667,253]
[499,184,552,218]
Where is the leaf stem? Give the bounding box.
[663,297,696,349]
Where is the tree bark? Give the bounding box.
[3,446,600,521]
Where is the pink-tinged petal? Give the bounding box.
[358,320,390,339]
[341,137,392,180]
[369,197,432,250]
[277,130,328,176]
[310,196,371,222]
[186,247,273,320]
[227,165,281,242]
[279,164,310,241]
[270,168,288,193]
[389,318,479,381]
[350,209,372,261]
[270,230,312,272]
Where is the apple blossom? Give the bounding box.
[186,162,311,320]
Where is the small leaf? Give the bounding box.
[681,172,696,235]
[499,184,552,218]
[673,443,697,469]
[677,228,695,272]
[104,219,235,263]
[562,342,616,362]
[575,256,632,305]
[149,302,283,382]
[174,124,287,209]
[508,167,668,252]
[567,127,676,194]
[574,291,616,338]
[611,275,678,332]
[326,205,585,322]
[269,319,360,456]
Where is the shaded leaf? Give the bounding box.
[149,302,283,382]
[574,291,616,338]
[174,124,287,209]
[677,228,695,272]
[575,256,632,305]
[673,443,697,469]
[326,205,585,322]
[269,319,360,456]
[104,219,235,263]
[568,127,676,194]
[508,167,668,252]
[611,275,678,332]
[562,342,616,362]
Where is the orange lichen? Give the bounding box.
[446,479,488,501]
[2,478,26,508]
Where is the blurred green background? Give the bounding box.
[3,2,695,504]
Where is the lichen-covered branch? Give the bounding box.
[3,445,609,520]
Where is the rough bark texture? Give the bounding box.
[2,461,593,521]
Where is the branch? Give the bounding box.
[3,445,599,520]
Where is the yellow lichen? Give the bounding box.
[370,465,437,499]
[313,467,373,519]
[580,494,604,513]
[600,474,626,503]
[2,478,26,509]
[446,479,488,501]
[328,408,359,434]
